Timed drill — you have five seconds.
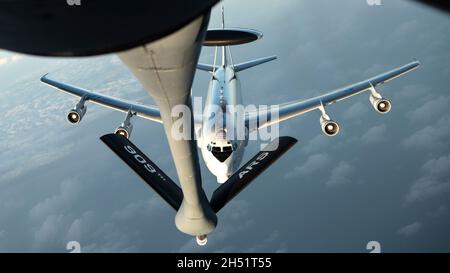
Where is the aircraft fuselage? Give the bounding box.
[198,65,246,183]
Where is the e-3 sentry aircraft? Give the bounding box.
[40,8,420,246]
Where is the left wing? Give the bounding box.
[246,61,420,130]
[41,74,162,123]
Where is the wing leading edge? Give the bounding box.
[246,61,421,129]
[41,75,162,123]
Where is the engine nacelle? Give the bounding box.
[320,115,340,137]
[370,95,392,114]
[115,123,133,139]
[67,104,87,124]
[114,110,135,139]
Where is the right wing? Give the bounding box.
[41,74,162,123]
[246,61,420,129]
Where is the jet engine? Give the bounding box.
[370,95,392,114]
[320,115,340,137]
[369,84,392,114]
[115,111,135,139]
[67,98,87,124]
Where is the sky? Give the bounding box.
[0,0,449,252]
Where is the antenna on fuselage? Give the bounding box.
[221,5,225,29]
[221,5,228,67]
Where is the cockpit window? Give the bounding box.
[211,146,233,163]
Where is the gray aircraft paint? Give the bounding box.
[118,15,217,237]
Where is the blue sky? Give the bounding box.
[0,0,449,252]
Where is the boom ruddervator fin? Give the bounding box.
[101,134,183,211]
[210,136,298,213]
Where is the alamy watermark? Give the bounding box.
[64,240,381,252]
[66,0,380,7]
[66,241,81,253]
[66,0,81,6]
[366,241,381,253]
[366,0,382,6]
[170,97,280,150]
